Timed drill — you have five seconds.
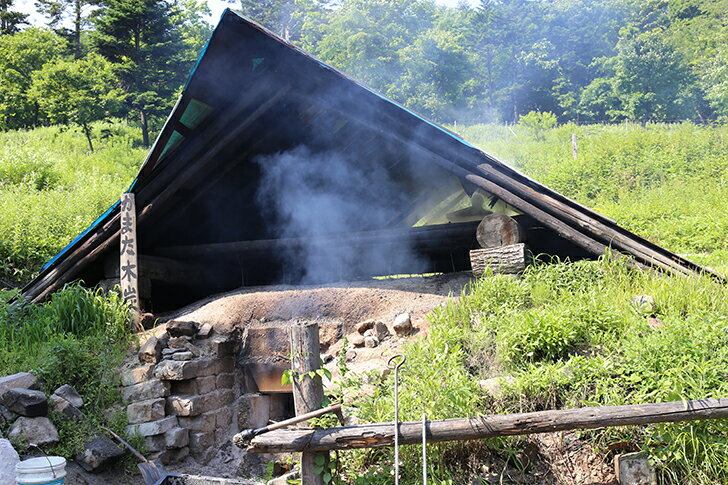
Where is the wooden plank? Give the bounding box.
[470,243,529,276]
[289,321,326,485]
[247,398,728,453]
[119,193,141,328]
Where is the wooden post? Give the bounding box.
[571,133,578,159]
[289,321,326,485]
[119,193,142,331]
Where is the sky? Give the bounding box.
[15,0,478,27]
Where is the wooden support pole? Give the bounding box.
[119,193,142,331]
[289,321,326,485]
[246,398,728,454]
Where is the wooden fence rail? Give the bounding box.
[241,398,728,454]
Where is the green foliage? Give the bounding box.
[92,0,192,145]
[0,28,67,129]
[0,0,28,35]
[517,111,557,140]
[29,53,125,151]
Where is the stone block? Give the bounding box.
[172,376,217,395]
[212,339,235,357]
[0,388,47,417]
[8,416,59,447]
[347,332,365,348]
[236,394,270,430]
[168,336,192,349]
[0,438,20,484]
[615,452,657,485]
[393,313,412,336]
[167,320,198,337]
[215,406,232,429]
[122,379,170,403]
[243,327,288,358]
[50,394,82,421]
[319,322,341,350]
[173,351,195,361]
[197,322,213,338]
[364,336,379,348]
[216,373,234,389]
[127,398,165,424]
[0,373,38,394]
[52,384,83,408]
[75,435,124,472]
[126,416,178,438]
[166,390,234,417]
[178,409,223,432]
[356,319,375,334]
[149,446,189,465]
[120,364,155,386]
[154,357,234,381]
[373,321,391,340]
[162,348,181,357]
[143,426,189,452]
[143,434,166,453]
[165,427,189,449]
[189,430,214,454]
[138,336,162,364]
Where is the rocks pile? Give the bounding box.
[344,313,414,355]
[0,373,59,448]
[0,372,125,475]
[123,320,236,465]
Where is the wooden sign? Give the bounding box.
[120,193,141,323]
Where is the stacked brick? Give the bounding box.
[121,321,237,465]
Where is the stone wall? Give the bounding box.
[121,321,239,465]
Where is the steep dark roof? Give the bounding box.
[22,9,720,303]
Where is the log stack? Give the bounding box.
[470,214,530,276]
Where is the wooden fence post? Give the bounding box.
[572,133,578,159]
[120,193,142,332]
[290,321,326,485]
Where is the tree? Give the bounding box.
[29,53,125,151]
[236,0,329,41]
[34,0,101,58]
[611,28,698,124]
[171,0,213,62]
[0,28,67,129]
[0,0,28,35]
[92,0,189,146]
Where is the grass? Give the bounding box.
[333,257,728,484]
[0,120,145,285]
[327,120,728,483]
[0,283,135,458]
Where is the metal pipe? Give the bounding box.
[388,354,406,485]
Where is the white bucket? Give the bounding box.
[15,456,66,485]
